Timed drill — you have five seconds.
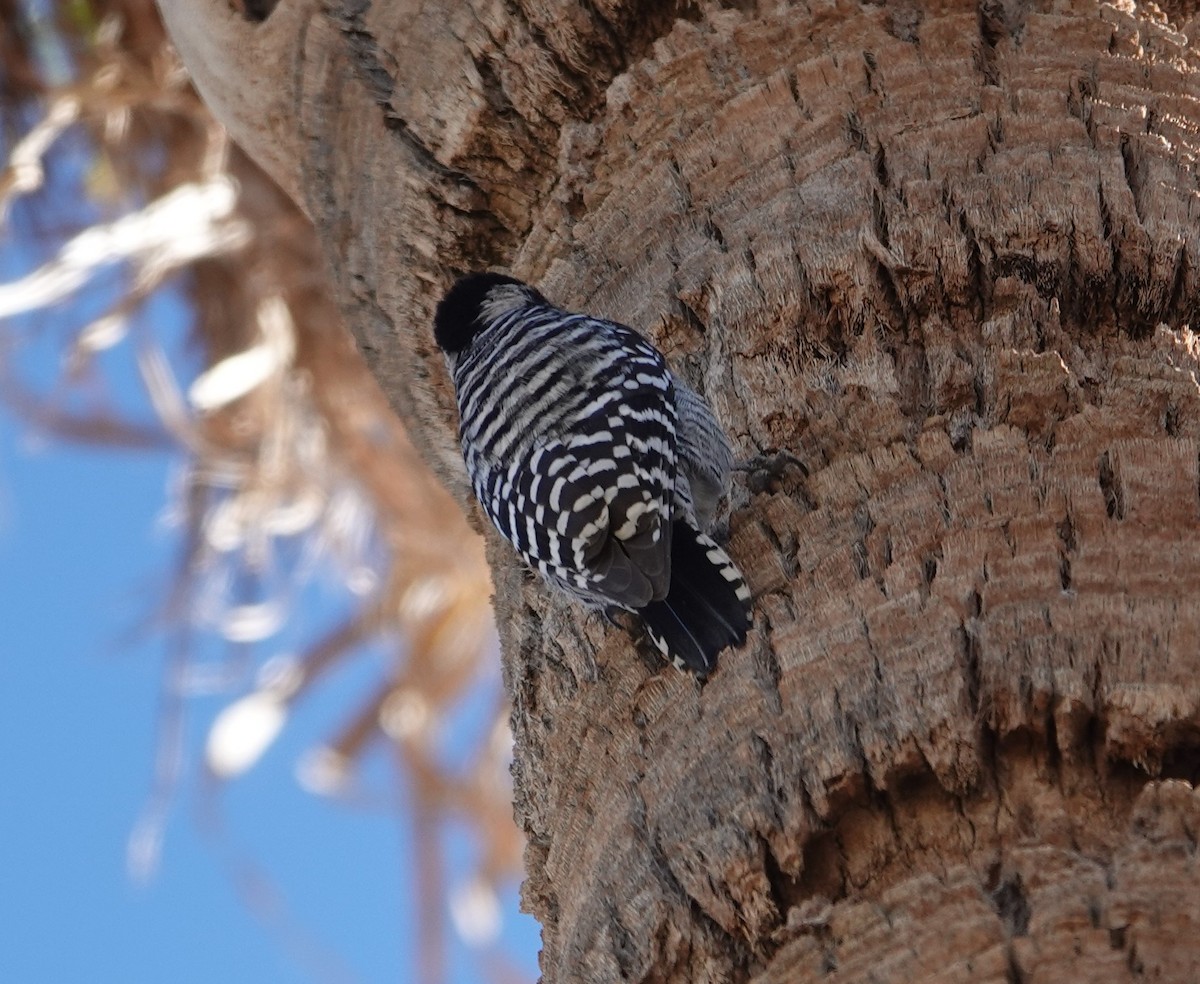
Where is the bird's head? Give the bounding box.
[433,272,545,356]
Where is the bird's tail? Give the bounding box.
[639,520,752,676]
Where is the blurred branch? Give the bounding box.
[0,176,247,317]
[0,95,79,216]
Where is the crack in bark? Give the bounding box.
[1097,449,1127,520]
[1056,510,1076,591]
[988,869,1031,937]
[758,832,798,928]
[324,1,483,187]
[238,0,279,22]
[1119,134,1147,228]
[919,544,942,605]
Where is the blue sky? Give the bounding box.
[0,108,538,984]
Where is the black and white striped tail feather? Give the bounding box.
[640,520,752,677]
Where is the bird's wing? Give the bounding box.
[467,319,678,608]
[672,378,734,529]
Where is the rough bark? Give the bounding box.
[159,0,1200,981]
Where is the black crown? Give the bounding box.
[434,272,531,355]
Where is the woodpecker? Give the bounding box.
[434,272,751,676]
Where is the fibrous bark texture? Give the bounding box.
[159,0,1200,980]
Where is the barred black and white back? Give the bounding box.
[434,272,751,675]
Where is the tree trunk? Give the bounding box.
[159,0,1200,980]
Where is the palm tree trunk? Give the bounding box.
[161,0,1200,979]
